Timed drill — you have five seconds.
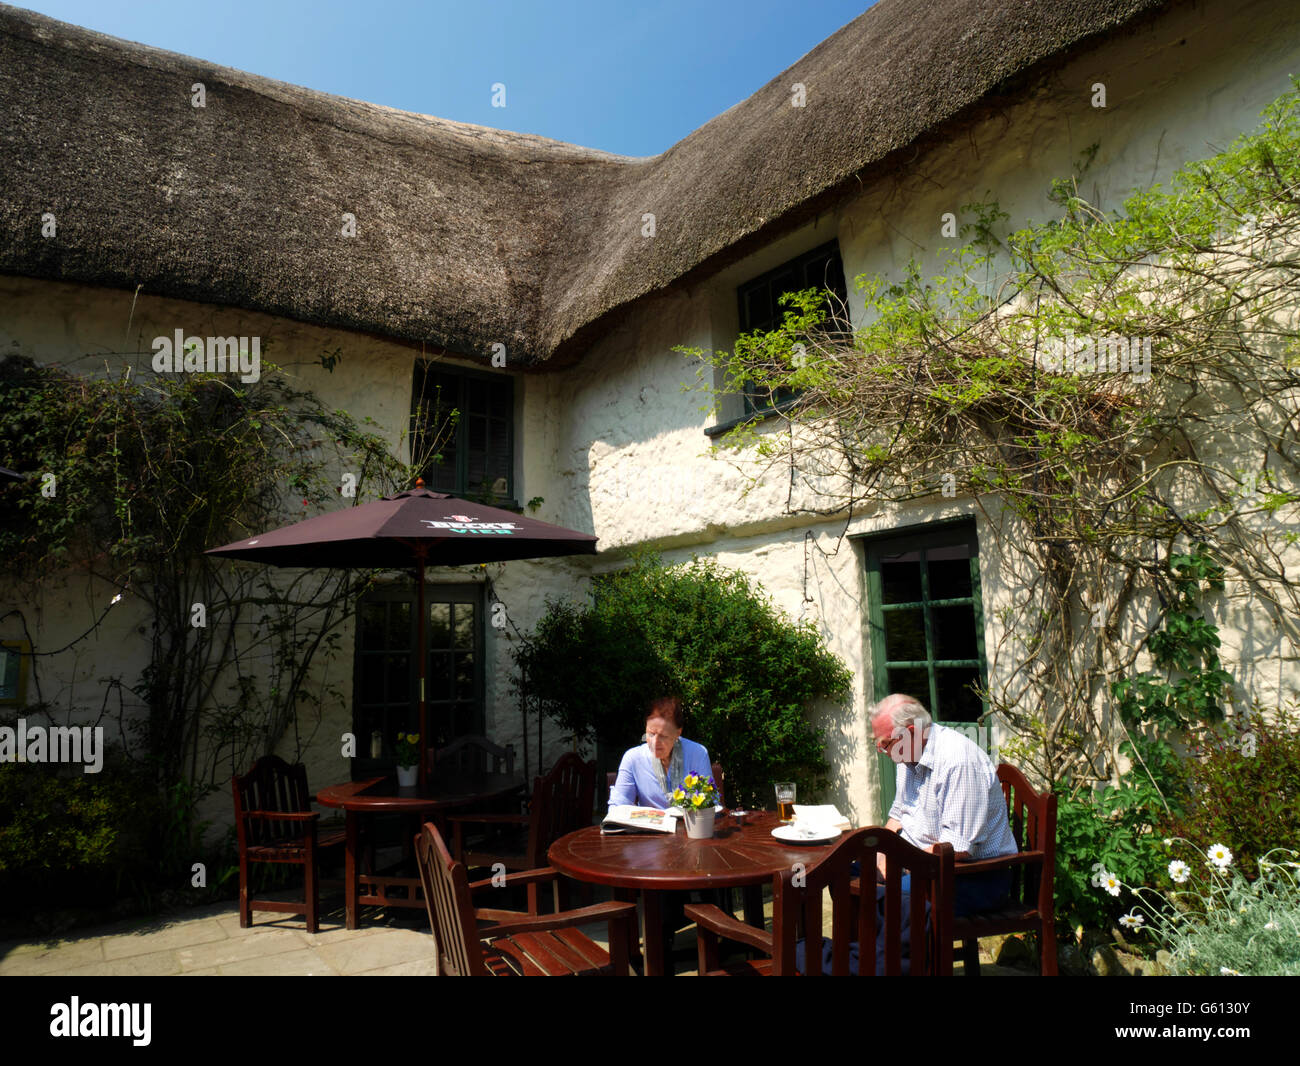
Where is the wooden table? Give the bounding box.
[317,773,524,929]
[548,810,842,975]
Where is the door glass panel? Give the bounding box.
[935,667,983,722]
[883,607,926,661]
[933,605,977,660]
[881,553,922,603]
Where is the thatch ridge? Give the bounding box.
[0,0,1168,366]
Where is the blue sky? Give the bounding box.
[19,0,875,156]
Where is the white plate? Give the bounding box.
[666,805,725,816]
[771,824,842,844]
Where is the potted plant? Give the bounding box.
[673,774,720,838]
[394,731,421,787]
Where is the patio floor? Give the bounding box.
[0,888,1028,976]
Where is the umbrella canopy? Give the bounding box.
[207,483,598,785]
[207,484,597,568]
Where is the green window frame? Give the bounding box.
[411,363,515,507]
[860,520,990,814]
[735,240,848,418]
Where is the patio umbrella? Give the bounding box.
[207,481,597,786]
[0,466,25,481]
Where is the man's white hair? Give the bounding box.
[870,693,932,731]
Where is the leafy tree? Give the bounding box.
[515,553,852,807]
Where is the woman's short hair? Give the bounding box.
[645,695,685,730]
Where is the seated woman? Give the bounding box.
[608,696,711,809]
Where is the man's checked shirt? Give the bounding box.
[887,723,1018,860]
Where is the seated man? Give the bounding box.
[871,692,1017,915]
[798,693,1016,974]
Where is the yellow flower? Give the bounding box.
[672,789,686,804]
[692,794,706,808]
[683,775,697,788]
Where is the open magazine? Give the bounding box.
[601,805,679,834]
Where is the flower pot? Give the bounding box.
[683,807,716,839]
[396,764,418,787]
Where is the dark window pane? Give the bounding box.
[489,383,512,420]
[386,654,409,702]
[359,656,384,704]
[881,554,923,604]
[428,603,451,649]
[933,605,978,660]
[455,652,475,699]
[927,545,973,599]
[454,605,475,650]
[884,607,926,662]
[468,415,486,453]
[467,378,487,413]
[386,601,411,648]
[887,668,930,705]
[429,652,452,702]
[935,667,983,722]
[359,603,386,647]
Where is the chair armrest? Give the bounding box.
[954,851,1044,876]
[467,865,562,894]
[475,901,638,937]
[683,903,775,955]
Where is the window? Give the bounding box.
[411,364,514,506]
[0,640,28,705]
[352,584,484,778]
[860,521,990,812]
[735,240,848,417]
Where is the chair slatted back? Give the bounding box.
[233,755,310,848]
[770,827,954,976]
[527,753,596,867]
[996,763,1056,916]
[416,821,487,977]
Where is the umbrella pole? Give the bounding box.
[416,549,428,790]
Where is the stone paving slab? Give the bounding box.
[0,892,1027,976]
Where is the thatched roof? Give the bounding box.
[0,0,1168,366]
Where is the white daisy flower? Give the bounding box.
[1169,860,1190,883]
[1119,913,1145,929]
[1103,872,1122,897]
[1219,966,1241,976]
[1206,843,1233,869]
[1264,921,1278,930]
[1163,838,1173,847]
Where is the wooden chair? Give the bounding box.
[428,735,515,777]
[231,755,345,934]
[951,763,1058,975]
[686,827,955,976]
[447,752,597,913]
[414,821,636,976]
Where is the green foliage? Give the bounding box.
[0,753,158,894]
[515,553,852,807]
[681,85,1300,794]
[1125,845,1300,976]
[1053,546,1231,934]
[1161,707,1300,874]
[0,354,412,915]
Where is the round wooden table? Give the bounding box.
[318,773,524,929]
[548,810,843,975]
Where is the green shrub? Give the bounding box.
[1160,706,1300,874]
[515,553,852,807]
[0,753,160,903]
